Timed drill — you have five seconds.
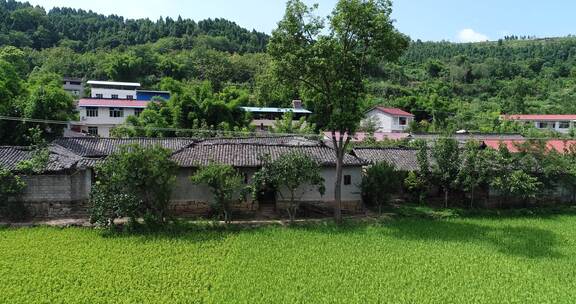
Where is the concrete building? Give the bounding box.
[363,107,415,133]
[62,77,84,98]
[242,100,312,131]
[71,99,150,137]
[502,114,576,134]
[0,137,365,219]
[136,90,171,101]
[86,80,141,100]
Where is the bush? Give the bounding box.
[89,145,177,229]
[361,162,400,214]
[0,166,27,221]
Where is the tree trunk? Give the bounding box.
[289,191,295,224]
[470,188,475,209]
[334,148,344,224]
[444,188,449,208]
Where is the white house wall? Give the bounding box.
[90,88,137,99]
[365,110,394,132]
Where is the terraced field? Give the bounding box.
[1,215,575,303]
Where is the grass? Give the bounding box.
[1,214,576,303]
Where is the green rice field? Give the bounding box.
[1,215,576,303]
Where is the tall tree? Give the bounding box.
[268,0,409,222]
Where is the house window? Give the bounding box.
[109,108,124,118]
[134,108,143,117]
[399,117,408,126]
[126,95,134,100]
[344,175,352,186]
[537,122,550,129]
[86,107,98,117]
[559,121,570,129]
[95,93,103,99]
[111,94,119,99]
[87,127,98,136]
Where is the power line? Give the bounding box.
[0,116,323,138]
[1,116,574,141]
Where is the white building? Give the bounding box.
[86,80,141,100]
[362,107,414,133]
[502,115,576,134]
[71,99,149,137]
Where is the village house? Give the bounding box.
[69,81,171,137]
[502,114,576,134]
[1,136,365,219]
[241,100,312,131]
[362,107,415,133]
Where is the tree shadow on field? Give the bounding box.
[99,222,252,244]
[385,219,564,259]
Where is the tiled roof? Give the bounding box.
[199,136,322,147]
[483,140,576,154]
[411,133,525,141]
[323,132,410,142]
[502,114,576,121]
[78,99,149,108]
[53,138,196,158]
[173,138,364,168]
[0,145,82,173]
[372,107,414,117]
[353,148,421,172]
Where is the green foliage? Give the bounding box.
[269,0,408,222]
[190,164,244,223]
[430,138,461,207]
[89,145,177,228]
[1,216,576,302]
[361,162,399,214]
[271,111,316,135]
[0,166,27,221]
[252,153,325,222]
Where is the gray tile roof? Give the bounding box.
[353,148,421,172]
[52,138,196,158]
[173,138,364,168]
[0,145,82,173]
[199,136,323,147]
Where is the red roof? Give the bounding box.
[78,99,150,108]
[503,114,576,121]
[373,107,414,117]
[483,140,576,154]
[324,132,410,142]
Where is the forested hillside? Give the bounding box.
[2,0,576,144]
[0,0,268,52]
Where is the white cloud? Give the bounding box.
[457,28,490,43]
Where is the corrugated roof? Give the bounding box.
[87,80,140,87]
[503,114,576,121]
[353,148,421,172]
[53,138,196,158]
[78,99,150,108]
[372,107,414,117]
[241,107,312,114]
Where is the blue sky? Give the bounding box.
[25,0,576,42]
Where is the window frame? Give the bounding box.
[95,93,103,99]
[109,107,124,118]
[559,121,570,129]
[398,116,408,126]
[344,175,352,186]
[86,107,99,117]
[87,127,98,136]
[111,94,119,99]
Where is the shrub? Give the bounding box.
[190,163,244,224]
[361,162,400,214]
[89,145,177,229]
[0,166,27,221]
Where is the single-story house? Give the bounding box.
[1,136,365,219]
[0,145,91,218]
